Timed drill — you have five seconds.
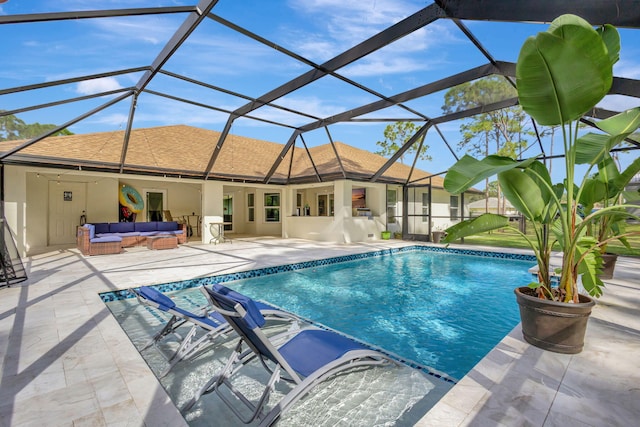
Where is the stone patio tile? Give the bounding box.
[101,399,145,426]
[1,240,638,427]
[1,382,99,427]
[126,376,187,427]
[0,358,66,403]
[91,371,132,409]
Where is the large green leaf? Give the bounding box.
[576,108,640,165]
[443,155,521,194]
[594,155,620,200]
[613,156,640,192]
[597,24,621,66]
[622,190,640,202]
[574,132,628,165]
[576,236,604,298]
[551,216,566,247]
[498,169,546,221]
[516,16,613,125]
[596,155,619,182]
[547,14,593,33]
[595,107,640,136]
[523,161,560,222]
[579,178,607,210]
[442,214,510,243]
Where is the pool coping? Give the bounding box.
[100,245,536,387]
[99,245,536,303]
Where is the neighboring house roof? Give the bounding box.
[468,197,515,210]
[0,124,452,188]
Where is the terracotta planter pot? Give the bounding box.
[598,253,618,280]
[514,287,595,354]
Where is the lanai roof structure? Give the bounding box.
[0,125,447,185]
[2,0,640,185]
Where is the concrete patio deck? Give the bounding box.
[1,238,638,426]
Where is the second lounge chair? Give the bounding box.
[183,284,399,426]
[130,285,298,376]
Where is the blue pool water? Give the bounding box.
[219,250,533,380]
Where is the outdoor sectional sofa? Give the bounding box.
[77,221,187,256]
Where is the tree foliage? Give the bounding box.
[442,76,531,159]
[0,111,73,141]
[442,76,533,214]
[375,121,431,164]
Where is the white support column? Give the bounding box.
[201,181,223,244]
[334,180,350,243]
[282,186,297,238]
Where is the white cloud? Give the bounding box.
[76,77,123,95]
[284,0,456,76]
[343,55,436,78]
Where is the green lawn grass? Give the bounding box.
[459,222,640,257]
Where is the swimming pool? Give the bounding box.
[103,246,534,380]
[208,249,532,380]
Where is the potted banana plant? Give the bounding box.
[580,156,640,278]
[442,14,640,354]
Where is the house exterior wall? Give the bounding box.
[284,180,387,243]
[202,183,284,243]
[253,187,283,236]
[431,189,454,229]
[119,177,201,222]
[88,179,120,223]
[4,166,453,256]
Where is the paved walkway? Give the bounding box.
[0,238,638,426]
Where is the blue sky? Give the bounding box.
[2,0,640,184]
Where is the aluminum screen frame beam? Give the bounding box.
[369,123,431,183]
[203,3,447,179]
[0,6,195,25]
[435,0,640,27]
[1,88,134,117]
[158,70,322,122]
[265,62,505,184]
[0,67,149,96]
[206,12,427,121]
[0,91,134,160]
[119,0,221,172]
[231,3,447,119]
[297,63,501,134]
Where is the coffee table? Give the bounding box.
[146,235,178,250]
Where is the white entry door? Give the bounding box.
[49,181,87,245]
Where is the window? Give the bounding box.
[264,193,280,222]
[247,193,254,222]
[387,189,397,223]
[317,194,334,216]
[318,194,327,216]
[422,192,429,222]
[450,195,459,221]
[296,193,302,216]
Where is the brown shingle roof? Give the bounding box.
[0,124,447,187]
